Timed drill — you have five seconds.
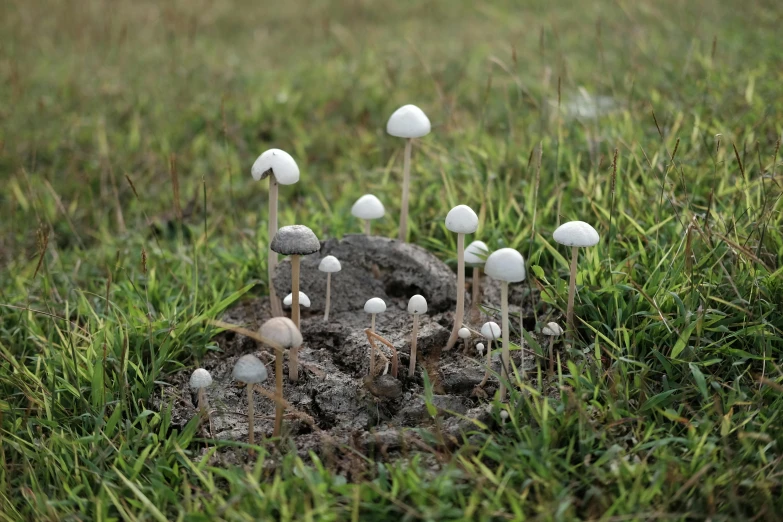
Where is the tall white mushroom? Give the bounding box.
[484,249,526,401]
[444,205,479,351]
[270,225,320,330]
[232,354,268,447]
[478,321,501,388]
[318,256,341,322]
[465,240,489,323]
[251,148,300,317]
[552,221,600,334]
[542,321,564,375]
[407,294,427,377]
[364,297,387,376]
[351,194,385,235]
[259,317,303,435]
[189,368,212,425]
[386,104,431,242]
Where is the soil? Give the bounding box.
[159,235,560,471]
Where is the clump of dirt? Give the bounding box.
[160,235,555,468]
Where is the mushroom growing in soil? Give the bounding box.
[318,256,341,322]
[386,104,431,242]
[465,240,489,323]
[283,291,311,313]
[189,368,212,426]
[270,225,320,330]
[232,355,268,447]
[444,205,480,351]
[478,321,501,388]
[251,148,300,318]
[364,298,387,376]
[458,327,472,355]
[542,321,564,376]
[351,194,385,235]
[552,221,600,335]
[259,317,303,436]
[407,294,428,378]
[484,249,526,401]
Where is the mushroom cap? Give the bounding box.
[481,321,501,340]
[364,297,387,314]
[231,354,268,384]
[500,410,509,420]
[484,248,526,283]
[251,148,300,185]
[476,342,485,353]
[270,225,320,255]
[445,205,479,234]
[283,291,310,308]
[351,194,385,220]
[407,294,428,315]
[318,255,342,273]
[553,221,600,248]
[386,104,431,138]
[542,322,564,337]
[189,368,212,389]
[259,317,303,348]
[464,240,489,266]
[458,327,471,339]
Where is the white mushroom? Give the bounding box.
[251,148,300,318]
[318,256,342,322]
[386,104,431,242]
[458,326,472,354]
[232,355,268,447]
[444,205,479,351]
[542,321,564,376]
[465,240,489,323]
[478,321,501,388]
[189,368,212,427]
[283,291,311,308]
[351,194,385,235]
[553,221,600,334]
[484,249,526,401]
[476,342,485,357]
[407,294,428,377]
[500,409,509,425]
[364,298,388,376]
[259,317,303,434]
[270,225,320,330]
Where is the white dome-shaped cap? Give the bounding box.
[484,248,526,283]
[318,255,341,273]
[259,317,303,348]
[351,194,385,220]
[500,410,509,420]
[553,221,599,247]
[481,321,501,340]
[445,205,479,234]
[386,104,431,138]
[189,368,212,389]
[476,343,485,353]
[251,148,300,185]
[458,327,471,339]
[283,292,310,307]
[542,322,564,337]
[407,294,427,315]
[232,354,268,384]
[364,297,387,314]
[464,240,489,266]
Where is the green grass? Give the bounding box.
[1,0,782,519]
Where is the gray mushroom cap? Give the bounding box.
[259,317,303,348]
[270,225,320,256]
[189,368,212,389]
[232,354,268,384]
[542,322,564,337]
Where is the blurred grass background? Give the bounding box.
[1,0,783,519]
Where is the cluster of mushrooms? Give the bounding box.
[189,104,600,441]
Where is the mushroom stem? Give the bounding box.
[499,281,510,401]
[445,233,466,350]
[197,388,206,415]
[469,266,481,323]
[290,255,301,382]
[247,384,255,447]
[364,219,371,236]
[398,138,412,242]
[566,246,578,335]
[479,339,492,387]
[371,313,376,332]
[519,310,525,380]
[409,314,419,377]
[369,313,377,376]
[268,177,282,317]
[324,272,332,322]
[274,346,284,437]
[548,337,555,376]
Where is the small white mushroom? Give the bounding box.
[444,205,479,351]
[364,298,388,376]
[500,409,509,425]
[283,291,311,308]
[542,321,564,375]
[407,294,428,377]
[189,368,212,426]
[465,240,489,323]
[386,104,431,242]
[553,221,599,334]
[478,321,501,388]
[232,355,268,447]
[251,148,300,318]
[271,225,320,330]
[458,326,472,354]
[351,195,385,235]
[259,317,303,435]
[318,256,342,322]
[484,248,526,401]
[476,342,485,357]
